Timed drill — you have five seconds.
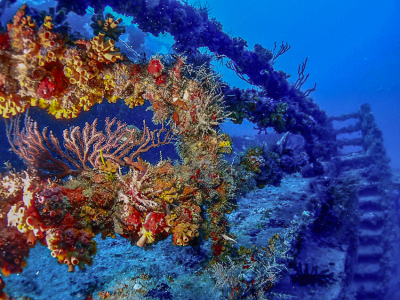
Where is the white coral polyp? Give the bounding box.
[7,205,26,232]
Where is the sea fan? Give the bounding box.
[291,263,335,287]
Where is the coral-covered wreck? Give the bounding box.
[0,2,398,300]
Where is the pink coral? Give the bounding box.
[36,77,55,100]
[147,59,163,75]
[155,74,166,85]
[143,212,168,235]
[125,210,142,230]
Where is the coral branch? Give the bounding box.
[7,115,175,178]
[293,57,317,97]
[303,83,317,97]
[272,41,291,62]
[6,115,78,178]
[226,60,251,84]
[294,57,310,90]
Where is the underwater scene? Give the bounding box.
[0,0,399,299]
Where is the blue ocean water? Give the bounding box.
[208,0,400,169]
[0,0,399,299]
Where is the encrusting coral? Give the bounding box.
[0,5,221,121]
[0,6,263,285]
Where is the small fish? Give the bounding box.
[221,234,237,243]
[117,125,142,144]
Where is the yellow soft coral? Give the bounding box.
[0,94,27,118]
[172,222,199,246]
[102,74,116,91]
[124,95,145,108]
[30,97,50,109]
[7,5,36,52]
[63,55,95,89]
[47,100,80,119]
[158,187,178,203]
[87,33,123,63]
[78,96,96,112]
[99,160,119,173]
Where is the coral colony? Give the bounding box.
[0,6,293,297]
[4,2,387,298]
